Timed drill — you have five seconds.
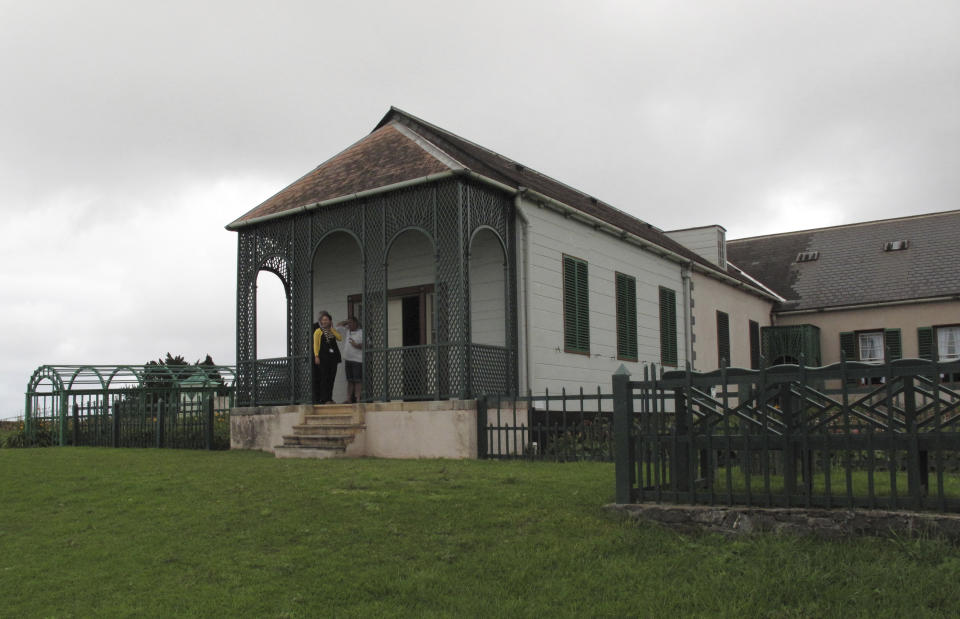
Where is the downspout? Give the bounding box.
[515,190,533,394]
[681,262,694,371]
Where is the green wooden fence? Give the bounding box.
[614,358,960,512]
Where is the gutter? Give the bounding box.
[515,195,533,394]
[226,166,776,303]
[681,263,694,370]
[775,294,960,316]
[226,168,518,231]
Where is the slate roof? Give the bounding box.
[726,210,960,312]
[228,107,772,295]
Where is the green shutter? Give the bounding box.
[615,273,637,361]
[749,320,760,369]
[659,287,678,366]
[884,329,902,361]
[562,255,589,354]
[918,327,934,360]
[716,311,730,367]
[839,332,856,361]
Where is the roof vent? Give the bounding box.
[795,251,820,263]
[884,240,909,251]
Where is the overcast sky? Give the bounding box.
[1,1,957,418]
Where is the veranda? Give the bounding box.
[232,175,518,407]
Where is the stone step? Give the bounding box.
[311,403,358,415]
[292,424,364,436]
[274,445,342,459]
[283,434,353,449]
[303,414,355,425]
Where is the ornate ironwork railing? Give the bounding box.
[238,344,515,406]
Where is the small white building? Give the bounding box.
[226,108,780,457]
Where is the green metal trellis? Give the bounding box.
[24,364,236,449]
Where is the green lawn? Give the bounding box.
[1,449,959,617]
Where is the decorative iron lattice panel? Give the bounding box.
[362,197,386,401]
[470,344,511,396]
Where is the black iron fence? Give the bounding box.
[240,344,515,405]
[478,387,616,461]
[614,358,960,512]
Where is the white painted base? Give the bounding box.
[230,400,529,459]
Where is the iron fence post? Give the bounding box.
[674,386,689,492]
[157,398,165,449]
[24,392,31,438]
[205,394,215,450]
[902,376,926,507]
[112,400,120,448]
[58,393,67,447]
[780,383,797,503]
[613,365,633,504]
[72,402,79,446]
[476,394,488,459]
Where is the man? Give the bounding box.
[336,316,363,403]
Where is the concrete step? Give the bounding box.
[292,424,364,436]
[283,435,354,449]
[311,403,358,415]
[274,445,342,459]
[303,414,355,426]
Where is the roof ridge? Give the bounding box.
[384,107,659,231]
[389,120,465,171]
[729,208,960,242]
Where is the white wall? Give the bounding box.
[387,229,435,290]
[665,225,726,268]
[470,228,506,346]
[518,199,687,394]
[313,231,363,402]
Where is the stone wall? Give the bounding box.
[606,503,960,541]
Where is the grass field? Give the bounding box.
[1,449,959,617]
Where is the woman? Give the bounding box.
[313,311,342,404]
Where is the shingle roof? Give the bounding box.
[726,210,960,311]
[227,107,772,295]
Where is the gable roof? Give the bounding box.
[227,107,774,297]
[726,210,960,312]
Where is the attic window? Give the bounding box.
[884,240,909,251]
[795,251,820,263]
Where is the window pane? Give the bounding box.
[939,326,960,360]
[858,332,883,362]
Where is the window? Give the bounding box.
[716,311,730,367]
[919,325,960,382]
[938,326,960,361]
[615,273,637,361]
[562,255,589,354]
[749,320,760,369]
[839,329,901,362]
[840,329,901,385]
[659,287,678,367]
